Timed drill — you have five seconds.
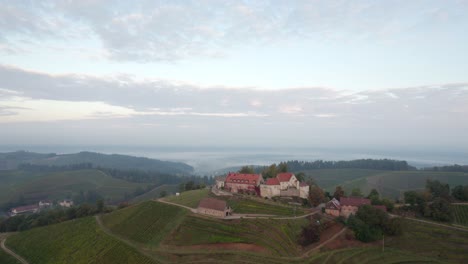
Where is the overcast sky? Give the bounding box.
[1,0,467,151]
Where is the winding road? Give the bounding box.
[1,237,29,264]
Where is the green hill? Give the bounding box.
[0,151,193,175]
[5,217,158,264]
[101,201,187,246]
[130,185,179,203]
[0,169,148,206]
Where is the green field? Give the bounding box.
[0,169,147,205]
[452,205,468,226]
[0,247,21,264]
[304,169,385,191]
[164,214,308,257]
[130,185,179,203]
[165,189,210,208]
[101,201,187,246]
[385,219,468,263]
[5,217,158,264]
[227,198,306,216]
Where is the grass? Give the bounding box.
[101,201,187,246]
[452,205,468,226]
[303,169,385,191]
[385,219,468,263]
[0,248,22,264]
[164,214,308,257]
[165,189,210,208]
[5,216,158,264]
[227,197,307,216]
[130,184,179,203]
[0,169,147,205]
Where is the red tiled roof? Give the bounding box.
[277,173,294,182]
[198,198,227,212]
[373,205,387,212]
[266,178,280,185]
[12,204,39,213]
[326,198,341,210]
[340,197,371,207]
[226,172,262,185]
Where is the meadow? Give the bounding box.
[452,205,468,226]
[101,201,187,246]
[226,197,307,216]
[130,184,179,203]
[165,188,211,208]
[5,216,158,264]
[0,169,147,205]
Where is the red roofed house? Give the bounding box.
[224,172,264,194]
[325,198,341,217]
[260,173,309,199]
[197,197,232,218]
[10,204,39,216]
[339,197,371,218]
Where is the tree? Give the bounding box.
[428,197,452,222]
[298,223,321,246]
[295,172,306,182]
[333,186,345,200]
[452,185,468,201]
[309,185,326,207]
[351,188,363,197]
[426,179,450,199]
[159,191,167,198]
[278,162,288,173]
[239,166,255,174]
[367,189,380,204]
[262,164,278,178]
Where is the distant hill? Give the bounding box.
[0,151,193,175]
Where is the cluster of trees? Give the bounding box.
[403,180,453,222]
[19,163,94,172]
[298,215,334,246]
[452,185,468,201]
[425,164,468,173]
[347,205,403,242]
[0,200,108,232]
[285,159,415,171]
[178,180,207,192]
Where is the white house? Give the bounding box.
[215,176,226,189]
[260,173,309,199]
[59,199,74,208]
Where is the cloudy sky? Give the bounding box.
[1,0,468,152]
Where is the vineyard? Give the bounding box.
[5,217,158,264]
[165,188,210,208]
[452,205,468,226]
[164,214,308,257]
[101,201,187,246]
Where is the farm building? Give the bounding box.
[39,200,53,208]
[325,198,341,217]
[215,176,226,189]
[10,204,39,216]
[197,197,232,217]
[224,172,263,194]
[260,173,309,199]
[59,199,74,208]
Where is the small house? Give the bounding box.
[59,199,74,208]
[39,200,53,208]
[197,197,232,218]
[325,198,341,217]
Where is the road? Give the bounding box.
[1,237,29,264]
[156,199,198,213]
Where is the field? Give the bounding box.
[385,219,468,263]
[165,189,210,208]
[5,217,158,264]
[130,185,179,203]
[164,214,308,257]
[304,169,385,191]
[0,169,148,205]
[227,197,307,216]
[101,201,187,246]
[0,249,21,264]
[452,205,468,226]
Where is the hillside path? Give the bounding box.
[1,237,29,264]
[94,215,161,262]
[390,214,468,232]
[301,227,347,258]
[156,199,198,213]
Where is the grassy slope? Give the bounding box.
[0,249,21,264]
[130,185,179,203]
[165,189,210,208]
[164,215,308,257]
[452,205,468,226]
[227,198,306,216]
[304,169,385,191]
[0,169,147,204]
[386,219,468,263]
[101,201,187,246]
[6,217,158,264]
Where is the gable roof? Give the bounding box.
[226,172,262,185]
[12,204,39,213]
[265,178,280,185]
[198,198,227,212]
[326,198,341,210]
[340,197,371,207]
[277,173,294,182]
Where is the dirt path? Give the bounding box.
[301,227,347,258]
[94,215,160,262]
[156,199,198,213]
[1,237,29,264]
[390,214,468,232]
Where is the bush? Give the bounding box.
[298,223,321,246]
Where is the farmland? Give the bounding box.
[227,197,307,216]
[5,216,158,264]
[0,169,148,205]
[164,214,308,256]
[130,184,179,203]
[452,205,468,226]
[101,201,187,246]
[165,189,210,208]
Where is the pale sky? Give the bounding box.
[1,0,468,151]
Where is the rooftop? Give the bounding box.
[340,197,371,207]
[277,173,294,182]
